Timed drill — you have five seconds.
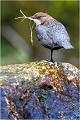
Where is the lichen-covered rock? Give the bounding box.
[0,60,79,119]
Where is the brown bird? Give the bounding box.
[16,11,74,62]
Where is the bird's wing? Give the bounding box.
[35,26,53,48]
[46,20,73,49]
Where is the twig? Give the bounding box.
[15,9,35,46]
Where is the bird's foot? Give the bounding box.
[51,58,55,63]
[46,59,58,67]
[46,59,55,63]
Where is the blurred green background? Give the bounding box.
[1,1,79,67]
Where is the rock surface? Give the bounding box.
[0,60,79,119]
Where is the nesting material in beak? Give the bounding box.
[15,10,35,46]
[15,10,33,21]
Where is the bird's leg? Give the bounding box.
[51,49,54,62]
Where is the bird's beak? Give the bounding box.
[26,16,35,21]
[26,16,41,25]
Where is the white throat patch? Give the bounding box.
[32,19,41,26]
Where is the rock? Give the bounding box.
[0,60,79,119]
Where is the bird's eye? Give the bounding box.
[37,16,40,19]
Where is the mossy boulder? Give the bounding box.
[0,60,79,119]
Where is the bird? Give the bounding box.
[16,11,74,62]
[31,12,74,62]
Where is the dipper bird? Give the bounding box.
[16,11,74,62]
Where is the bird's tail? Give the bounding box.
[65,45,74,49]
[63,42,74,49]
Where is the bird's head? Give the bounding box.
[30,12,53,26]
